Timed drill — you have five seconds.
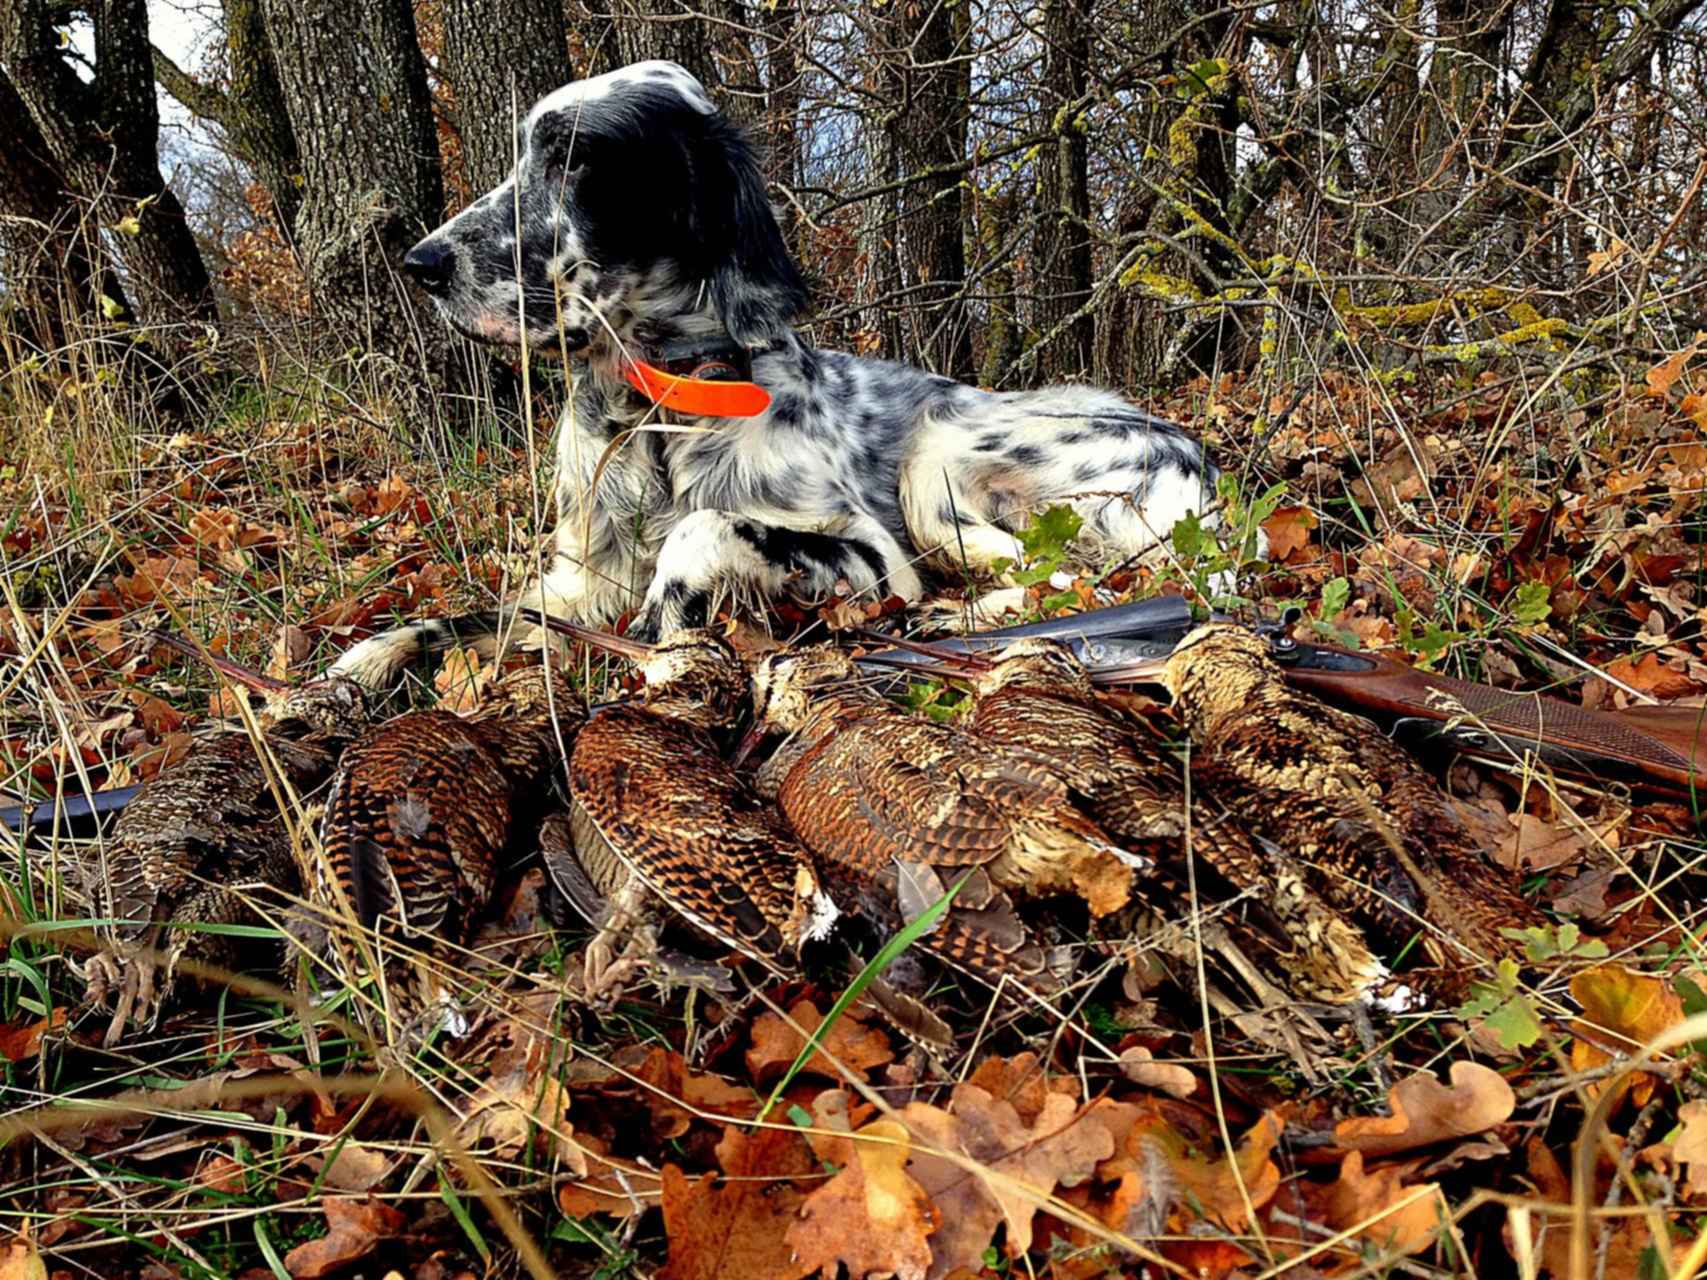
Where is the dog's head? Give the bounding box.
[403,60,807,359]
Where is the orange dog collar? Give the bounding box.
[623,357,772,419]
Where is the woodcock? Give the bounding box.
[1142,623,1546,985]
[311,659,584,1031]
[862,633,1394,1007]
[745,644,1147,1000]
[84,636,373,1046]
[527,619,837,1000]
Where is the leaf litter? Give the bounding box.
[5,354,1707,1279]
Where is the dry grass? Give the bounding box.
[2,273,1706,1280]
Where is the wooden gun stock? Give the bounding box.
[1280,640,1706,797]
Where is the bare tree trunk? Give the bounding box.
[0,0,214,322]
[0,68,133,351]
[614,0,722,92]
[882,0,974,377]
[1031,0,1095,381]
[442,0,573,192]
[258,0,447,383]
[151,0,302,236]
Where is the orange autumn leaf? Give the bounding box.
[1326,1152,1448,1258]
[787,1119,937,1280]
[1262,505,1318,563]
[1569,963,1685,1106]
[745,998,893,1085]
[556,1133,661,1221]
[1645,341,1700,398]
[283,1197,405,1279]
[659,1126,814,1280]
[1602,651,1705,701]
[0,1009,63,1063]
[963,1051,1080,1124]
[433,645,491,713]
[898,1084,1113,1279]
[627,1048,760,1140]
[1335,1062,1515,1156]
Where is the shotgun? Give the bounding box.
[868,598,1707,800]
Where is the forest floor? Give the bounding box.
[2,345,1706,1280]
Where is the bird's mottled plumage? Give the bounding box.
[747,646,1141,1004]
[565,630,835,998]
[314,663,583,1018]
[956,637,1389,1006]
[84,678,372,1044]
[752,647,1141,915]
[1161,624,1543,980]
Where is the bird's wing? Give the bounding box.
[319,713,511,943]
[778,721,1016,875]
[569,707,815,966]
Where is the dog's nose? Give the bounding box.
[402,240,455,295]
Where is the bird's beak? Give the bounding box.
[730,722,768,770]
[147,630,292,692]
[1085,655,1171,687]
[519,609,656,663]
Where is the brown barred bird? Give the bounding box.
[745,645,1147,1001]
[83,649,373,1046]
[311,660,584,1031]
[530,622,837,1001]
[864,634,1392,1008]
[1152,624,1546,988]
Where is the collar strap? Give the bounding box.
[622,336,772,419]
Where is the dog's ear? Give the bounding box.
[692,119,809,349]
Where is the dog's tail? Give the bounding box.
[328,611,507,690]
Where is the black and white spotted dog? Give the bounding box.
[333,60,1233,686]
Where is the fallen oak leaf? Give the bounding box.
[434,646,491,714]
[746,998,893,1085]
[1261,506,1318,564]
[455,1012,584,1172]
[0,1234,46,1280]
[307,1141,393,1193]
[556,1132,661,1221]
[1570,963,1685,1107]
[626,1046,760,1139]
[1334,1061,1515,1156]
[267,624,312,681]
[964,1050,1079,1124]
[0,1009,63,1063]
[659,1125,814,1280]
[283,1197,405,1279]
[897,1084,1113,1279]
[1645,340,1700,399]
[1325,1151,1448,1259]
[787,1119,937,1280]
[1118,1046,1196,1100]
[1670,1100,1707,1200]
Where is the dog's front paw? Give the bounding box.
[630,585,710,643]
[627,604,664,645]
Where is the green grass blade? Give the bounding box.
[755,869,967,1124]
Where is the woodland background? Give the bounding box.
[5,2,1707,1280]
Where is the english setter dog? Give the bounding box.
[333,60,1237,686]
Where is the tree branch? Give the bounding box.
[150,44,233,129]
